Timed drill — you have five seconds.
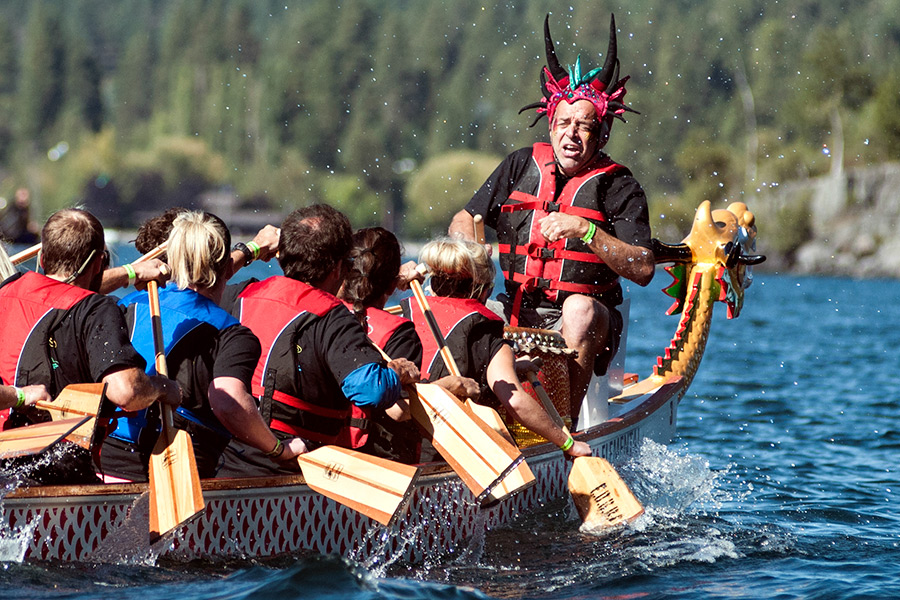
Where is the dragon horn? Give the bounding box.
[597,14,618,89]
[518,102,545,114]
[544,14,567,81]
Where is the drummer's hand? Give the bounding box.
[21,384,52,407]
[387,358,420,386]
[434,375,480,400]
[565,440,592,458]
[395,261,425,291]
[277,437,309,462]
[132,259,171,291]
[250,225,281,262]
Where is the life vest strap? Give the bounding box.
[269,417,339,445]
[263,388,350,420]
[498,242,605,264]
[502,193,607,222]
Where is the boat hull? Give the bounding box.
[1,379,681,564]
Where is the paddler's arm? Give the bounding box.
[448,209,477,242]
[486,345,592,457]
[227,225,281,280]
[102,366,182,412]
[0,384,51,410]
[99,259,172,294]
[208,376,307,462]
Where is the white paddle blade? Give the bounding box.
[568,456,643,529]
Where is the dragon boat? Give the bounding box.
[0,201,762,564]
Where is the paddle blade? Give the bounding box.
[34,383,105,424]
[0,416,93,458]
[410,382,532,504]
[149,420,205,542]
[568,457,644,529]
[297,446,418,527]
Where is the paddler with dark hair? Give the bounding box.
[448,14,654,425]
[103,211,306,480]
[217,204,419,477]
[400,237,591,459]
[0,208,181,484]
[336,227,479,463]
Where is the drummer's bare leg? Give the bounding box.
[560,294,610,424]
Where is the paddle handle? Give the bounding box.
[474,214,485,245]
[147,280,177,432]
[10,243,41,265]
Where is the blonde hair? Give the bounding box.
[167,211,231,290]
[419,238,494,300]
[0,242,14,280]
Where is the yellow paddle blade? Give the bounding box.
[568,456,644,529]
[297,446,418,527]
[149,416,205,542]
[410,382,532,504]
[0,416,93,458]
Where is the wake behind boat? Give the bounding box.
[0,201,762,564]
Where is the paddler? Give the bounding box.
[217,204,419,477]
[336,226,480,463]
[447,14,655,425]
[399,238,591,459]
[102,211,306,480]
[0,208,181,484]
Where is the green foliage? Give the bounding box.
[0,0,897,232]
[405,150,500,239]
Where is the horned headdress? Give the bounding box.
[519,14,638,129]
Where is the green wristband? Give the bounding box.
[14,387,26,408]
[246,241,261,260]
[580,221,597,245]
[123,263,137,286]
[559,434,574,452]
[264,437,284,458]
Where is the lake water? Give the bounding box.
[2,253,899,599]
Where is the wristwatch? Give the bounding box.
[233,242,253,266]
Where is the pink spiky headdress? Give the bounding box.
[519,14,639,129]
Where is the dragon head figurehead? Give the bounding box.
[656,201,765,320]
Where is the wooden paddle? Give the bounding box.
[295,445,418,527]
[407,277,536,502]
[146,280,205,542]
[474,214,486,245]
[526,372,644,528]
[0,416,93,458]
[373,342,532,504]
[10,243,41,265]
[33,383,107,440]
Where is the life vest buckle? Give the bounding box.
[544,201,560,213]
[525,243,556,260]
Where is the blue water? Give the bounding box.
[3,257,900,599]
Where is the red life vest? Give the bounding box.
[237,276,351,446]
[401,295,502,381]
[497,143,623,324]
[0,272,94,429]
[337,301,413,449]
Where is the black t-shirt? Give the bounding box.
[381,320,424,370]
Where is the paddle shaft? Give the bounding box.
[409,279,462,378]
[10,243,41,265]
[10,240,166,268]
[526,372,569,433]
[147,280,205,540]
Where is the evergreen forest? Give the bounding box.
[0,0,898,238]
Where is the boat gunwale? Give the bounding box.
[4,376,683,502]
